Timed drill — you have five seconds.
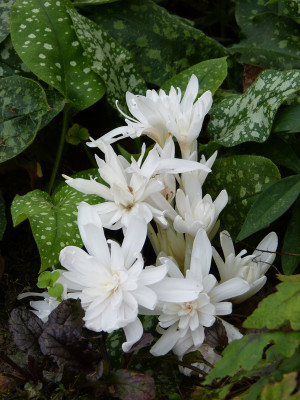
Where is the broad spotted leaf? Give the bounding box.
[67,5,147,110]
[204,155,280,238]
[0,0,13,44]
[208,69,300,147]
[91,0,225,86]
[0,75,49,163]
[10,0,106,109]
[11,169,101,271]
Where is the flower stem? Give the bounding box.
[47,105,71,195]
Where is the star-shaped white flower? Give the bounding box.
[90,74,212,159]
[212,230,278,303]
[64,139,210,230]
[59,202,201,352]
[150,229,249,357]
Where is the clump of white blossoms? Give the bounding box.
[18,74,278,376]
[59,202,201,351]
[64,137,211,230]
[212,230,278,303]
[150,229,249,357]
[89,74,212,160]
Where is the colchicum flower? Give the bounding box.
[64,138,210,230]
[212,230,278,303]
[173,153,228,237]
[90,74,213,159]
[150,229,249,357]
[59,202,201,352]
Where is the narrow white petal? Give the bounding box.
[209,278,250,303]
[122,318,144,352]
[152,277,201,302]
[150,324,183,356]
[190,229,212,279]
[122,215,147,268]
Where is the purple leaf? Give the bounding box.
[110,369,156,400]
[39,324,100,372]
[205,319,228,349]
[8,307,43,356]
[45,299,84,330]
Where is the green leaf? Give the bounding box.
[237,174,300,240]
[0,37,66,129]
[37,270,60,288]
[48,283,64,298]
[281,0,300,24]
[281,200,300,275]
[232,0,300,70]
[67,5,147,110]
[208,69,300,147]
[73,0,119,6]
[273,104,300,134]
[10,0,106,110]
[261,372,300,400]
[11,169,101,271]
[244,275,300,330]
[161,57,228,97]
[205,331,300,385]
[204,155,280,238]
[91,0,225,86]
[0,190,6,240]
[0,0,14,44]
[0,75,50,163]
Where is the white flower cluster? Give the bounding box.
[20,75,278,373]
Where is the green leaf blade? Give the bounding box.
[67,5,147,109]
[204,155,280,238]
[244,275,300,330]
[282,200,300,275]
[11,169,102,271]
[237,175,300,241]
[208,70,300,147]
[0,76,50,163]
[91,0,225,86]
[161,57,228,96]
[10,0,106,109]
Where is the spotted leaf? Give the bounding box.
[204,155,280,238]
[11,169,101,271]
[10,0,106,110]
[0,0,14,44]
[67,5,146,110]
[208,69,300,147]
[232,0,300,70]
[91,0,225,86]
[161,57,228,97]
[0,75,50,163]
[0,37,66,129]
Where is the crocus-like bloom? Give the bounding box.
[150,229,249,357]
[90,74,213,159]
[212,231,278,303]
[59,202,200,352]
[64,138,210,230]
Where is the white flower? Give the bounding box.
[212,231,278,303]
[178,344,221,377]
[150,229,249,357]
[59,202,200,352]
[64,139,210,230]
[90,74,213,159]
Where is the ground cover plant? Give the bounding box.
[0,0,299,398]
